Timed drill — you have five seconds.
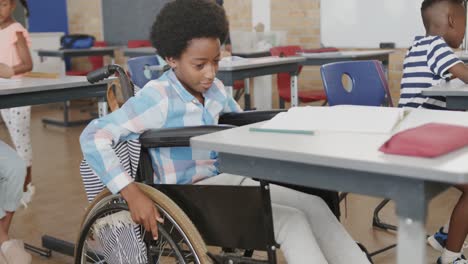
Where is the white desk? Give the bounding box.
[232,50,270,58]
[0,76,109,125]
[299,49,394,77]
[35,48,116,127]
[122,47,157,58]
[423,79,468,110]
[0,76,109,256]
[37,47,117,75]
[218,56,305,108]
[37,47,116,60]
[191,107,468,264]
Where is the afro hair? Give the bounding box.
[150,0,229,59]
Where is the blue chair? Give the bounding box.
[320,61,393,106]
[320,60,393,107]
[127,55,161,88]
[320,60,394,259]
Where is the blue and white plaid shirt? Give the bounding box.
[80,69,242,194]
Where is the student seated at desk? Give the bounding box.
[80,0,369,263]
[0,140,32,264]
[398,0,468,263]
[0,0,34,208]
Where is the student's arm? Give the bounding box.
[13,32,33,75]
[80,87,168,239]
[448,63,468,83]
[427,37,465,82]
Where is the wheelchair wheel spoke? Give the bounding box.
[77,192,204,264]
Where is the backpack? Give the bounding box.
[60,34,95,49]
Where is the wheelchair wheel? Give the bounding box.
[75,183,210,263]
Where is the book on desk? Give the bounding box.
[250,105,406,135]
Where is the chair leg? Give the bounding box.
[234,88,244,101]
[339,192,348,202]
[366,199,398,258]
[372,199,397,231]
[279,98,285,109]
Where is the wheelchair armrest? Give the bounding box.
[219,110,286,126]
[139,125,235,148]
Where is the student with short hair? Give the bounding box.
[398,1,468,263]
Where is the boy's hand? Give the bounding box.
[0,63,14,78]
[120,183,164,240]
[449,63,468,83]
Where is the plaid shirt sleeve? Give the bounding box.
[80,85,168,194]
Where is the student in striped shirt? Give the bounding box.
[399,0,468,110]
[80,0,370,263]
[399,1,468,263]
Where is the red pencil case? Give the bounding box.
[379,123,468,158]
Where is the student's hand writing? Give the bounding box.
[120,183,164,240]
[0,63,14,78]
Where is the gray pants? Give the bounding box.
[198,174,370,264]
[0,140,26,219]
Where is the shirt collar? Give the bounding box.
[166,69,196,103]
[165,69,218,104]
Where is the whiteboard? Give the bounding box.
[101,0,171,46]
[321,0,425,48]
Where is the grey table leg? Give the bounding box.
[290,74,299,107]
[396,208,427,263]
[98,99,108,117]
[244,79,251,110]
[394,182,446,264]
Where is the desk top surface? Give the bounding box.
[192,108,468,184]
[37,47,116,56]
[298,49,394,59]
[218,56,305,71]
[423,79,468,96]
[122,47,157,53]
[0,76,107,95]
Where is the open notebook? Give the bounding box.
[251,105,406,135]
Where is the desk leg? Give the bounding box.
[42,101,92,127]
[42,97,106,127]
[290,74,299,107]
[395,190,428,263]
[98,99,108,117]
[244,79,251,110]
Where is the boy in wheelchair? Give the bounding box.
[79,0,370,263]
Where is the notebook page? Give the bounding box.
[258,105,405,134]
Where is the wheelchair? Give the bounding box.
[74,64,350,264]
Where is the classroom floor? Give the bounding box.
[0,104,465,264]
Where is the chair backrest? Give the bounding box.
[320,60,393,107]
[270,46,303,95]
[127,40,152,48]
[127,55,161,88]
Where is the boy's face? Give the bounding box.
[446,5,466,48]
[167,38,221,98]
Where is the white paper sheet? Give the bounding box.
[257,105,405,134]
